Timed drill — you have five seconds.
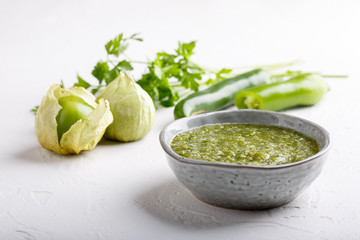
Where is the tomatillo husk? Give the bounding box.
[35,84,113,154]
[96,72,155,142]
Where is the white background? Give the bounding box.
[1,0,360,239]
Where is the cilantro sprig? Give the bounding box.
[94,34,231,107]
[137,41,232,107]
[74,33,234,107]
[74,33,143,95]
[139,42,202,107]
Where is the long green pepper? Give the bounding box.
[234,73,328,111]
[174,69,277,119]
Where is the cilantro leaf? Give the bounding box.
[31,105,39,114]
[176,41,196,60]
[137,41,206,107]
[60,80,65,89]
[105,34,123,57]
[158,85,178,107]
[129,33,143,42]
[91,85,103,95]
[104,68,120,85]
[206,68,233,85]
[180,72,202,91]
[74,75,91,89]
[92,61,109,83]
[105,33,142,57]
[116,60,133,71]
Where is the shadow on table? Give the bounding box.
[14,145,84,163]
[15,138,129,163]
[135,179,304,229]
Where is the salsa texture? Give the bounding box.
[170,123,319,166]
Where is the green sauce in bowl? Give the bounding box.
[170,123,319,166]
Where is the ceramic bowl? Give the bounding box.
[159,110,330,210]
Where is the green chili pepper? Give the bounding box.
[56,95,94,142]
[234,73,328,111]
[174,69,277,119]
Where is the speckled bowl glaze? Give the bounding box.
[159,110,330,210]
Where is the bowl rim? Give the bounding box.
[159,109,331,170]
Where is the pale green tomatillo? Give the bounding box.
[35,84,113,155]
[56,95,94,142]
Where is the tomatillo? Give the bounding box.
[35,84,113,155]
[56,96,94,142]
[96,72,155,142]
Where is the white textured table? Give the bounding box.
[1,0,360,239]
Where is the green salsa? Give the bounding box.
[170,123,319,166]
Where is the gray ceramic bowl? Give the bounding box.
[159,110,330,210]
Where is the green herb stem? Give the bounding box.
[322,75,348,78]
